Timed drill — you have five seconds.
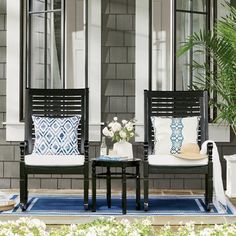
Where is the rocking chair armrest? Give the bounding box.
[20,141,28,162]
[84,140,89,162]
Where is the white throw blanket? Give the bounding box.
[0,191,8,205]
[200,140,227,212]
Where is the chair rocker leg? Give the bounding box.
[144,177,149,211]
[206,203,214,212]
[205,175,213,212]
[20,175,28,211]
[204,174,209,206]
[84,179,89,210]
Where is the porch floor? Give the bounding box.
[1,189,236,225]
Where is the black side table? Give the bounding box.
[92,158,141,214]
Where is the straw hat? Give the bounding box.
[0,200,15,211]
[174,143,207,160]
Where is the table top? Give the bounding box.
[91,156,141,167]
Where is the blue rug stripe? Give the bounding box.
[0,195,234,216]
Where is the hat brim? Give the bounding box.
[0,200,15,211]
[174,153,208,160]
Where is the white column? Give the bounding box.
[135,0,149,142]
[88,0,102,141]
[5,0,24,141]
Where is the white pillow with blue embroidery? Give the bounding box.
[32,115,81,155]
[151,116,199,155]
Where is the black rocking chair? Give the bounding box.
[20,88,89,211]
[143,90,213,211]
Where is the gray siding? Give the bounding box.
[101,0,135,123]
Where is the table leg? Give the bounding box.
[122,166,127,214]
[92,162,96,212]
[107,167,111,208]
[136,164,141,210]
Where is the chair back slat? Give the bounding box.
[144,90,208,154]
[25,88,89,154]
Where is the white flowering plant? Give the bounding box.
[102,117,136,142]
[0,217,48,236]
[158,221,236,236]
[2,218,236,236]
[50,217,153,236]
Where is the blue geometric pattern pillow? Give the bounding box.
[32,115,81,155]
[151,116,199,155]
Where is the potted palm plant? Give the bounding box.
[178,3,236,135]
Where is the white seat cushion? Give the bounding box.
[25,154,84,166]
[148,154,208,167]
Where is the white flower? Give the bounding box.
[200,228,214,236]
[102,117,136,142]
[122,119,128,125]
[109,131,114,137]
[108,122,114,128]
[111,122,122,132]
[119,130,127,139]
[125,123,133,132]
[102,127,110,136]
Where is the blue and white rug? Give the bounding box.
[1,195,235,216]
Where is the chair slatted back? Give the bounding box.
[25,88,89,154]
[144,90,208,153]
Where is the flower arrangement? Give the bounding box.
[102,117,136,142]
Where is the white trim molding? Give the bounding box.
[88,0,101,141]
[6,0,24,141]
[209,123,230,142]
[224,155,236,198]
[135,0,149,142]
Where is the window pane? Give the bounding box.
[176,0,190,11]
[47,0,62,10]
[175,12,206,90]
[30,13,45,88]
[193,13,206,33]
[176,12,191,90]
[176,0,206,12]
[192,14,206,85]
[30,0,62,12]
[46,12,62,88]
[30,0,45,12]
[193,0,206,12]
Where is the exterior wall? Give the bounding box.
[101,0,135,123]
[0,0,235,190]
